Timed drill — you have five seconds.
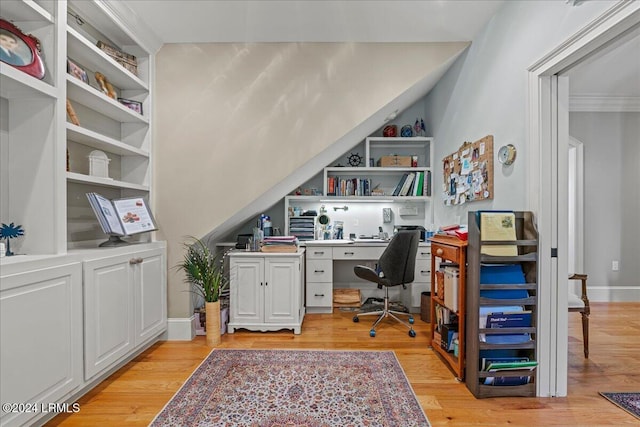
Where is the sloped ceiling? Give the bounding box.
[124,0,505,43]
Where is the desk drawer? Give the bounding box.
[306,247,332,259]
[414,263,431,282]
[306,282,332,307]
[431,243,458,262]
[333,246,385,260]
[416,247,431,259]
[306,259,332,282]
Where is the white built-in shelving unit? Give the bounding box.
[284,136,434,237]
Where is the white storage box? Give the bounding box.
[444,266,459,311]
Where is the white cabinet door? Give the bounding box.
[83,254,135,381]
[229,257,264,323]
[264,258,298,323]
[0,261,83,427]
[133,248,167,346]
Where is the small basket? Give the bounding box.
[435,270,445,298]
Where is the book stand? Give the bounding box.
[99,235,130,247]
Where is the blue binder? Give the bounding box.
[480,264,528,299]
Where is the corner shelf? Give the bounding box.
[0,65,58,99]
[67,27,148,91]
[66,76,148,124]
[66,123,148,157]
[67,172,149,191]
[465,211,539,398]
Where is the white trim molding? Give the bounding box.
[570,95,640,111]
[528,0,640,398]
[588,286,640,301]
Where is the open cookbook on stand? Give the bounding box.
[86,193,157,246]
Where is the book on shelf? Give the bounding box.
[479,211,518,256]
[483,360,537,386]
[399,172,416,196]
[480,264,529,299]
[392,173,408,196]
[481,356,530,371]
[479,306,523,338]
[485,311,532,329]
[86,193,157,241]
[484,309,532,344]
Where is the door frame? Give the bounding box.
[567,136,585,282]
[527,1,640,397]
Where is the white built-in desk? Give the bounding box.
[302,240,431,314]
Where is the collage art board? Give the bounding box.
[442,135,494,205]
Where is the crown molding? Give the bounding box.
[96,0,163,53]
[569,95,640,112]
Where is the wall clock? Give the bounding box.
[498,144,517,165]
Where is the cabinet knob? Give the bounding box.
[129,257,143,264]
[436,248,444,256]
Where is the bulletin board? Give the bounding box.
[442,135,493,205]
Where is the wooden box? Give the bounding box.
[377,155,412,167]
[333,289,361,307]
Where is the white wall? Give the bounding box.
[425,0,615,226]
[154,42,467,318]
[570,112,640,300]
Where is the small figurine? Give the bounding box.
[0,222,24,256]
[95,72,117,99]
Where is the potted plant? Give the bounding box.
[177,237,228,346]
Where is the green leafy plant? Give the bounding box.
[177,237,227,303]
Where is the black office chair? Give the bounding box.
[352,230,420,337]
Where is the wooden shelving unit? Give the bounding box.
[465,211,539,398]
[429,235,467,380]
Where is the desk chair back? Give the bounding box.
[378,230,420,287]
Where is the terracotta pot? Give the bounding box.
[205,301,221,346]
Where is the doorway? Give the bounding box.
[528,2,640,397]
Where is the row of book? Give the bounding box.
[391,171,430,197]
[326,176,373,196]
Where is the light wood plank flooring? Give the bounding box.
[47,302,640,426]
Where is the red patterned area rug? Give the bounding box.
[151,349,430,427]
[599,392,640,420]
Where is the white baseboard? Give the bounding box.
[588,286,640,302]
[165,315,196,340]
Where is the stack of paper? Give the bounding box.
[261,236,299,252]
[480,212,518,256]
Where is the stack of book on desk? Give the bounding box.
[261,236,299,253]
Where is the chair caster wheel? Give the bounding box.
[353,316,359,323]
[369,330,376,337]
[408,316,414,324]
[408,330,416,338]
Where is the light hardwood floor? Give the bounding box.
[47,302,640,426]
